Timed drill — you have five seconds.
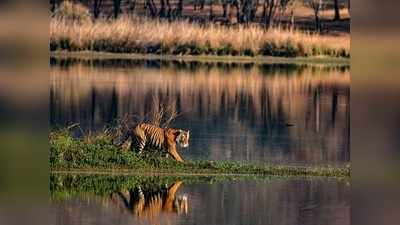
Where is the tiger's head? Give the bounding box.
[176,130,190,148]
[174,194,188,214]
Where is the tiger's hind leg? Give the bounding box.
[138,138,146,154]
[131,128,146,154]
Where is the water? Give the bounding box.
[50,57,350,165]
[51,174,350,225]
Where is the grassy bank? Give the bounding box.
[50,129,350,177]
[50,16,349,58]
[51,51,350,65]
[50,173,264,201]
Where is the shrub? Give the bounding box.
[53,1,91,23]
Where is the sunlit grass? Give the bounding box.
[50,16,350,58]
[50,129,350,177]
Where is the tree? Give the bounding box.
[194,0,206,11]
[159,0,167,17]
[306,0,324,32]
[176,0,183,18]
[50,0,58,13]
[208,0,214,20]
[262,0,279,29]
[222,0,229,18]
[333,0,340,21]
[242,0,252,24]
[112,0,122,18]
[144,0,158,17]
[231,0,242,23]
[277,0,295,25]
[249,0,260,22]
[127,0,137,14]
[93,0,103,19]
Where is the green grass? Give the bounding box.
[50,173,264,201]
[50,129,350,178]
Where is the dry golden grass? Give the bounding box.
[50,16,349,57]
[53,1,91,23]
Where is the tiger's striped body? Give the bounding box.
[131,123,189,162]
[109,181,188,218]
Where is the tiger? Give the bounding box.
[109,181,188,218]
[118,123,190,162]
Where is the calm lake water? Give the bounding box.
[51,174,350,225]
[50,57,350,165]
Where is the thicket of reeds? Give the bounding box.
[50,2,350,58]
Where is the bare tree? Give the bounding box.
[249,0,260,22]
[209,0,214,20]
[222,0,229,18]
[194,0,206,11]
[93,0,103,19]
[174,0,184,18]
[306,0,324,32]
[231,0,242,23]
[277,0,294,25]
[128,0,137,14]
[333,0,340,20]
[159,0,167,17]
[113,0,122,18]
[144,0,158,17]
[166,0,172,18]
[240,0,259,24]
[262,0,279,29]
[50,0,59,13]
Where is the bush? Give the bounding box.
[53,1,91,23]
[259,42,275,56]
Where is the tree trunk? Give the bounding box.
[200,0,205,10]
[290,10,294,30]
[222,1,228,18]
[177,0,183,17]
[266,0,275,29]
[242,0,252,24]
[166,0,171,18]
[145,0,158,17]
[316,0,322,31]
[50,0,57,13]
[262,1,267,28]
[159,0,167,17]
[333,0,340,21]
[128,0,136,13]
[209,1,214,20]
[250,0,259,22]
[113,0,122,18]
[93,0,103,19]
[234,0,241,23]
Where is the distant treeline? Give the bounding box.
[50,0,350,31]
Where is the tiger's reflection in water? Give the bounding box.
[109,181,188,219]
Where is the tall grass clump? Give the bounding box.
[53,1,91,23]
[50,5,349,58]
[50,128,350,177]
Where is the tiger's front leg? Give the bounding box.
[167,146,184,162]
